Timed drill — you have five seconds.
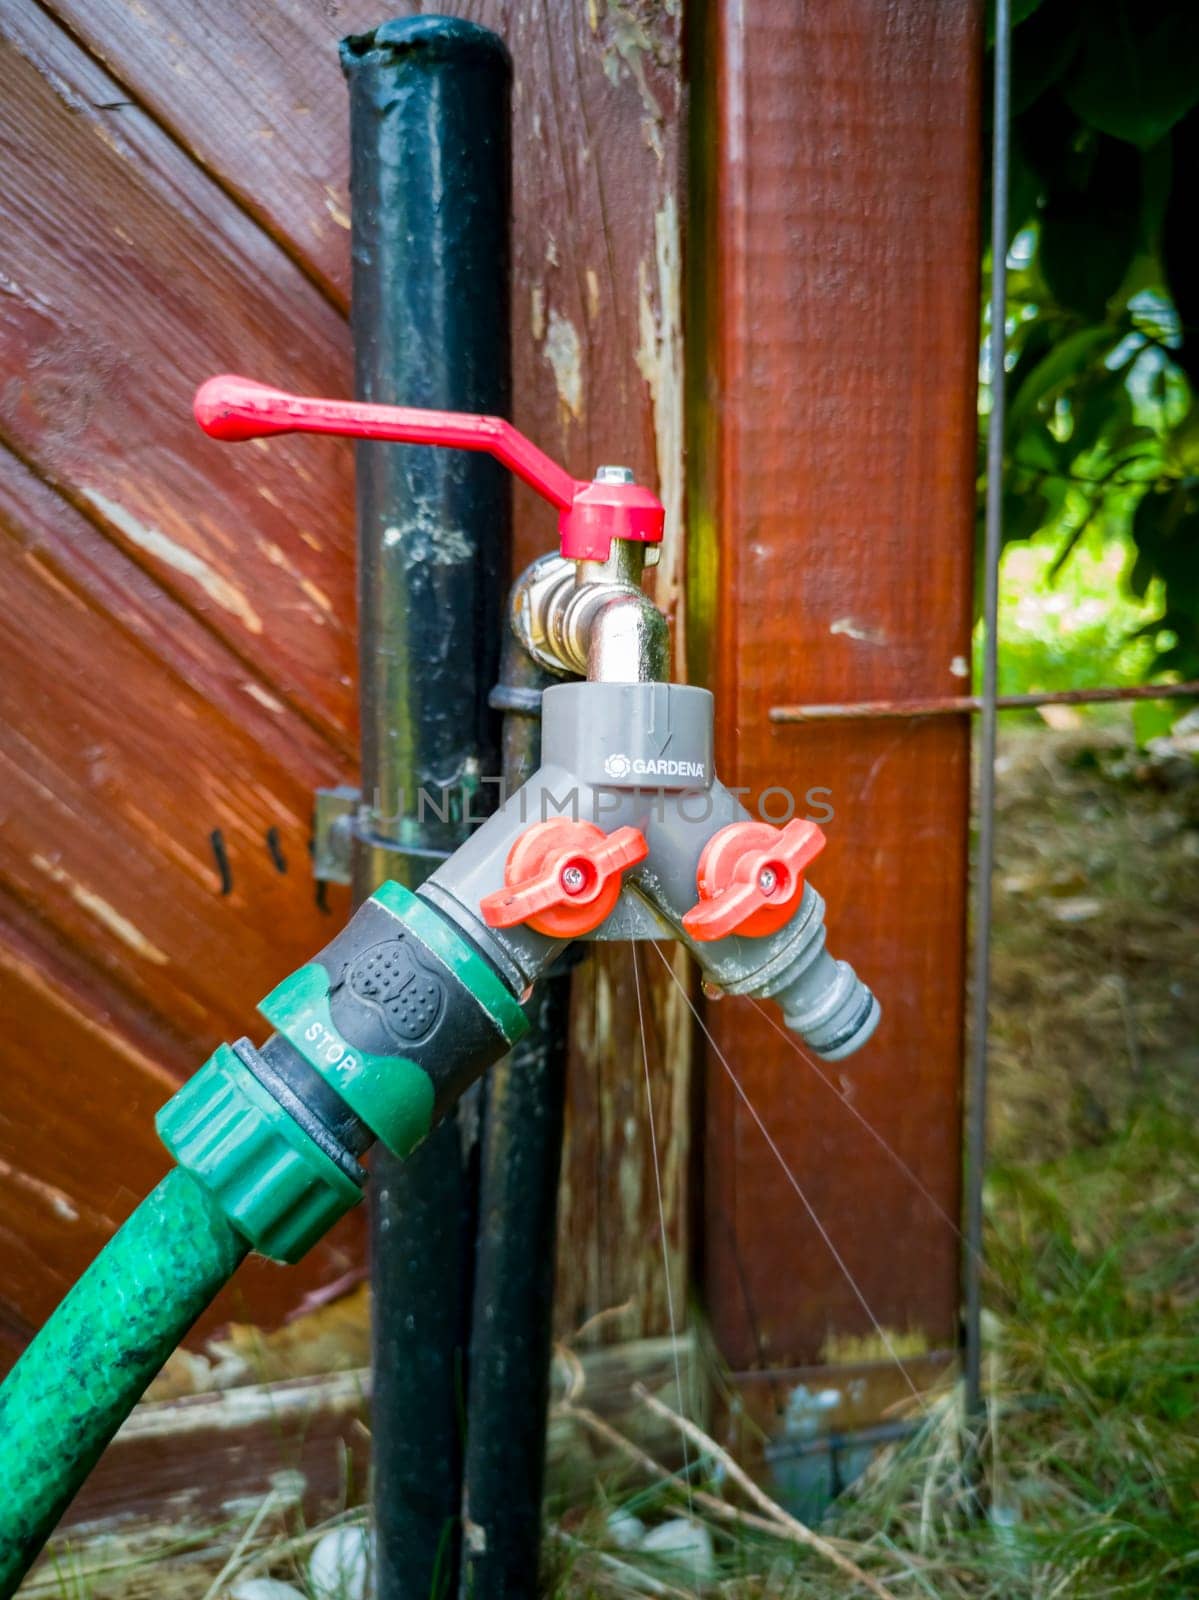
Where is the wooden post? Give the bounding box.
[688,0,983,1482]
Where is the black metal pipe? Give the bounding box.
[459,640,573,1599]
[340,21,511,1599]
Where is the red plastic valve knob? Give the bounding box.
[682,818,826,942]
[479,820,648,939]
[193,375,664,563]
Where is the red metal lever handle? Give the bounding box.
[194,375,665,561]
[195,375,579,510]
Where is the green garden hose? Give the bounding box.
[0,883,527,1595]
[0,1167,247,1595]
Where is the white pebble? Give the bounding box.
[309,1525,370,1600]
[640,1517,715,1577]
[1046,895,1103,923]
[606,1508,647,1549]
[229,1580,305,1600]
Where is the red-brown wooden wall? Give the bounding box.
[0,0,687,1365]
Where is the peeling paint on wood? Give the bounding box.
[829,616,889,647]
[543,308,584,423]
[83,490,264,635]
[31,853,170,966]
[636,195,685,661]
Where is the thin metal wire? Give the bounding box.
[746,998,967,1245]
[746,996,1026,1296]
[965,0,1012,1424]
[650,944,929,1417]
[631,946,699,1559]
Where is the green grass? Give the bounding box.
[541,1103,1198,1599]
[980,528,1167,704]
[977,1113,1198,1595]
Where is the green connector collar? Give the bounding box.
[157,1044,362,1263]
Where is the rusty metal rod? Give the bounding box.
[965,0,1012,1439]
[769,679,1199,724]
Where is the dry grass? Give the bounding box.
[987,724,1199,1163]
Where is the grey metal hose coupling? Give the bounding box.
[419,680,880,1061]
[697,880,881,1061]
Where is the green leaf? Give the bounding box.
[1011,5,1081,116]
[1001,484,1051,547]
[1132,494,1199,629]
[1068,375,1132,457]
[1116,452,1173,483]
[1132,698,1178,745]
[1041,213,1137,319]
[1129,546,1156,599]
[1131,485,1177,562]
[1005,141,1045,241]
[1006,326,1115,433]
[987,0,1048,48]
[1014,90,1095,197]
[1168,405,1199,472]
[1139,136,1173,250]
[1039,138,1142,318]
[1011,421,1069,476]
[1163,109,1199,388]
[1062,2,1199,150]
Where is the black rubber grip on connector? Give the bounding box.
[313,898,520,1123]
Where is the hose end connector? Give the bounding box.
[774,948,881,1061]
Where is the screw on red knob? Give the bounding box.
[193,375,665,563]
[682,818,826,942]
[479,820,649,939]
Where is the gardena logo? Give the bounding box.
[603,752,706,781]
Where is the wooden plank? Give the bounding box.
[30,0,687,592]
[689,0,981,1382]
[40,0,384,309]
[0,444,339,789]
[0,888,363,1372]
[0,473,349,1043]
[30,1334,695,1551]
[52,1371,372,1541]
[0,4,358,745]
[556,943,691,1345]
